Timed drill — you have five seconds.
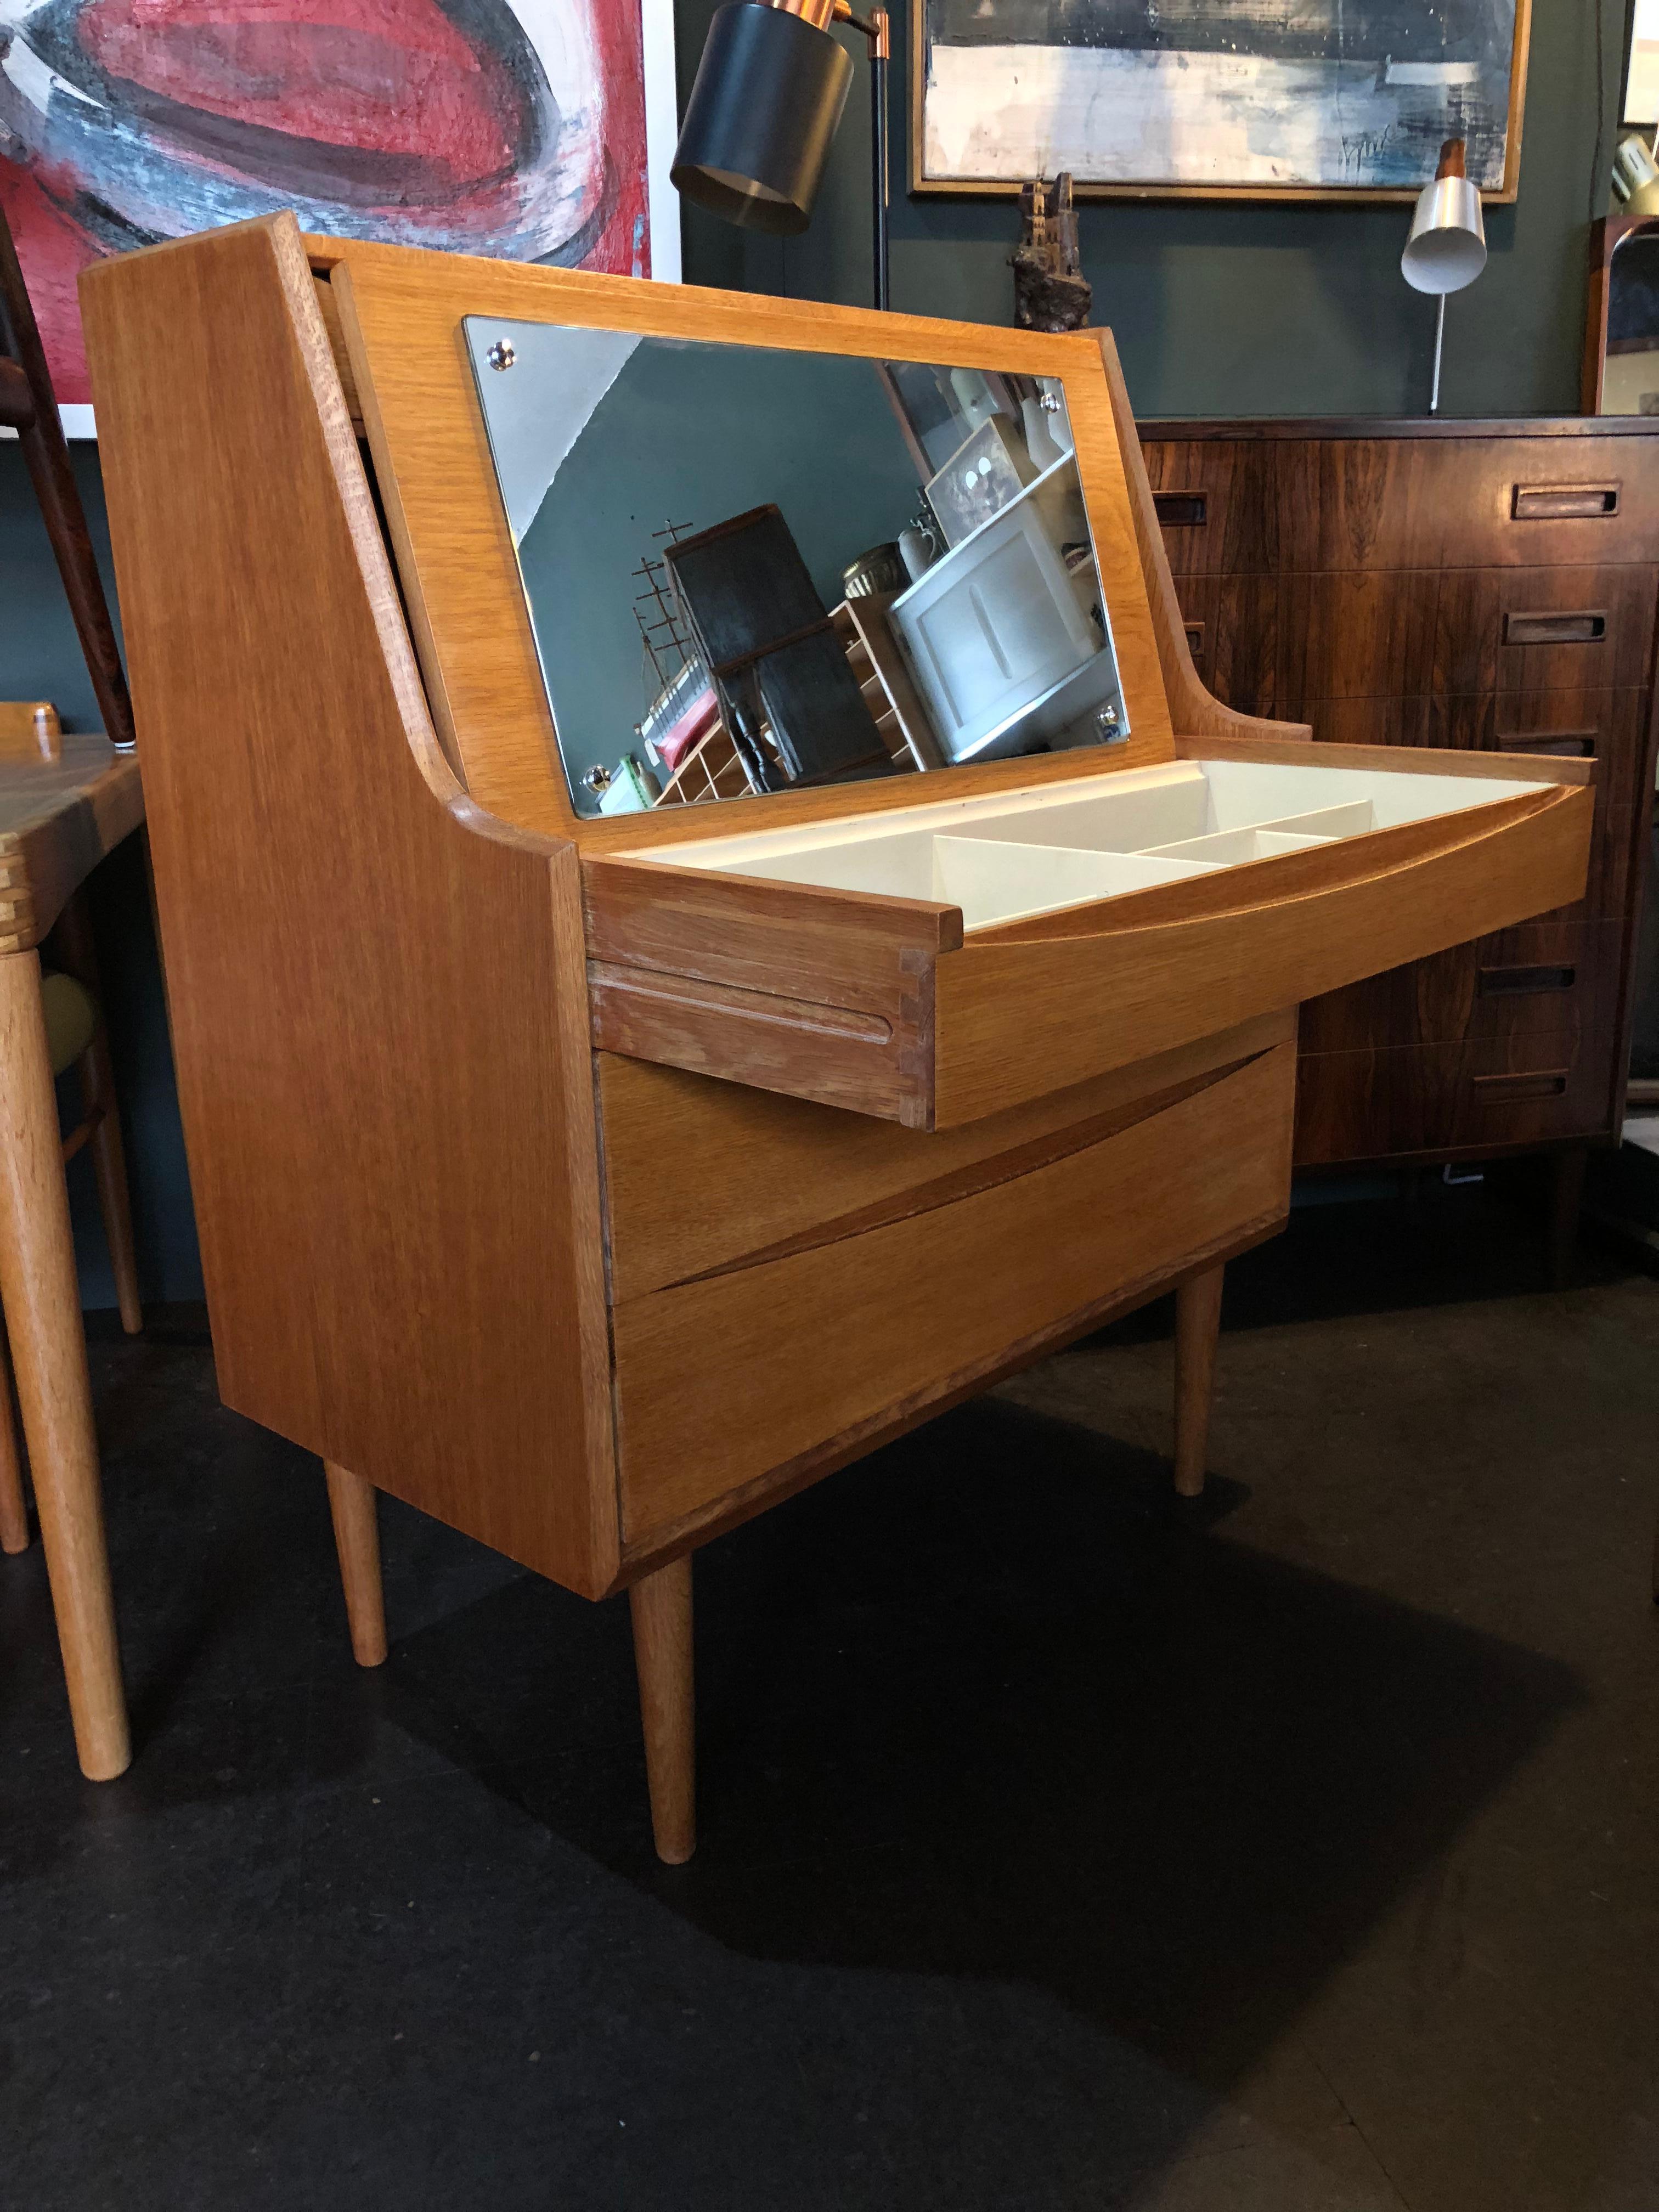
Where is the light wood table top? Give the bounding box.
[0,737,145,955]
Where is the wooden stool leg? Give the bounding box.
[0,1330,29,1554]
[324,1459,387,1667]
[1548,1144,1588,1292]
[54,888,140,1334]
[629,1554,695,1864]
[0,950,129,1778]
[1173,1262,1225,1499]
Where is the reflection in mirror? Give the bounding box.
[465,320,1130,816]
[1604,227,1659,415]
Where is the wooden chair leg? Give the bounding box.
[53,888,140,1334]
[1173,1262,1225,1499]
[0,949,129,1778]
[0,1328,29,1554]
[629,1554,695,1864]
[77,1029,142,1335]
[324,1459,387,1667]
[1548,1144,1588,1292]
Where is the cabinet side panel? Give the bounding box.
[81,216,618,1596]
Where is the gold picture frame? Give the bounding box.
[910,0,1531,206]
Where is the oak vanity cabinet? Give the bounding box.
[82,217,1591,1860]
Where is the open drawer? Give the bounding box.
[584,737,1593,1130]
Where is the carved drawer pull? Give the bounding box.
[1511,484,1620,520]
[1496,727,1598,757]
[1471,1068,1569,1101]
[1154,490,1207,527]
[1503,611,1607,645]
[1183,620,1206,659]
[1478,964,1577,996]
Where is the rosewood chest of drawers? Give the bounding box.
[1141,418,1659,1234]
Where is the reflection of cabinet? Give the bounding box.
[1140,418,1659,1224]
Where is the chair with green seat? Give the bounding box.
[0,836,142,1555]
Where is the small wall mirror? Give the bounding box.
[465,319,1130,817]
[1593,220,1659,418]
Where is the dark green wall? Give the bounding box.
[0,0,1628,1308]
[679,0,1626,420]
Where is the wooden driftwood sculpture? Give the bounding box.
[1012,173,1091,332]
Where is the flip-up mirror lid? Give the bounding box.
[320,240,1177,850]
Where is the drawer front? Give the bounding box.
[597,1014,1290,1303]
[1433,438,1659,569]
[1141,440,1279,577]
[1274,439,1443,573]
[1433,567,1658,695]
[614,1042,1294,1542]
[1279,571,1438,709]
[1431,688,1649,923]
[586,751,1592,1131]
[1297,918,1624,1055]
[932,770,1590,1125]
[1294,1030,1618,1165]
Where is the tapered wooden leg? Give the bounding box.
[53,890,141,1334]
[1173,1262,1225,1500]
[629,1554,695,1864]
[1548,1144,1587,1292]
[0,1331,28,1554]
[78,1035,142,1335]
[0,949,129,1778]
[324,1460,387,1667]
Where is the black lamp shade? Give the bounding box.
[673,3,853,236]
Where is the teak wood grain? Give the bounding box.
[613,1042,1295,1541]
[596,1012,1290,1304]
[82,215,620,1598]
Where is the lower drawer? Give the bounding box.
[1294,1029,1619,1165]
[613,1041,1295,1543]
[1298,918,1624,1054]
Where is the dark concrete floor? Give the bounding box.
[3,1180,1658,2212]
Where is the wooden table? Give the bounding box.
[0,733,144,1778]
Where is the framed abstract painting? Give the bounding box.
[0,0,680,428]
[912,0,1532,206]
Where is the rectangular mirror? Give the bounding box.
[465,318,1131,816]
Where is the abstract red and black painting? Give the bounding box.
[0,0,679,405]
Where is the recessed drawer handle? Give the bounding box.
[1471,1068,1569,1101]
[1496,727,1598,757]
[1511,483,1620,520]
[1183,620,1206,658]
[1503,611,1606,645]
[1478,964,1577,996]
[1154,490,1207,527]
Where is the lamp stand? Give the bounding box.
[842,4,890,309]
[1430,293,1446,415]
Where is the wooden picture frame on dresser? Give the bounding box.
[80,217,1593,1857]
[1142,415,1659,1280]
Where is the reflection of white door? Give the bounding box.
[893,501,1097,760]
[467,320,640,544]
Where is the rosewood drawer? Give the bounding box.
[1297,917,1624,1056]
[1432,566,1659,696]
[1294,1030,1618,1167]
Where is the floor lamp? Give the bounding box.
[672,0,891,311]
